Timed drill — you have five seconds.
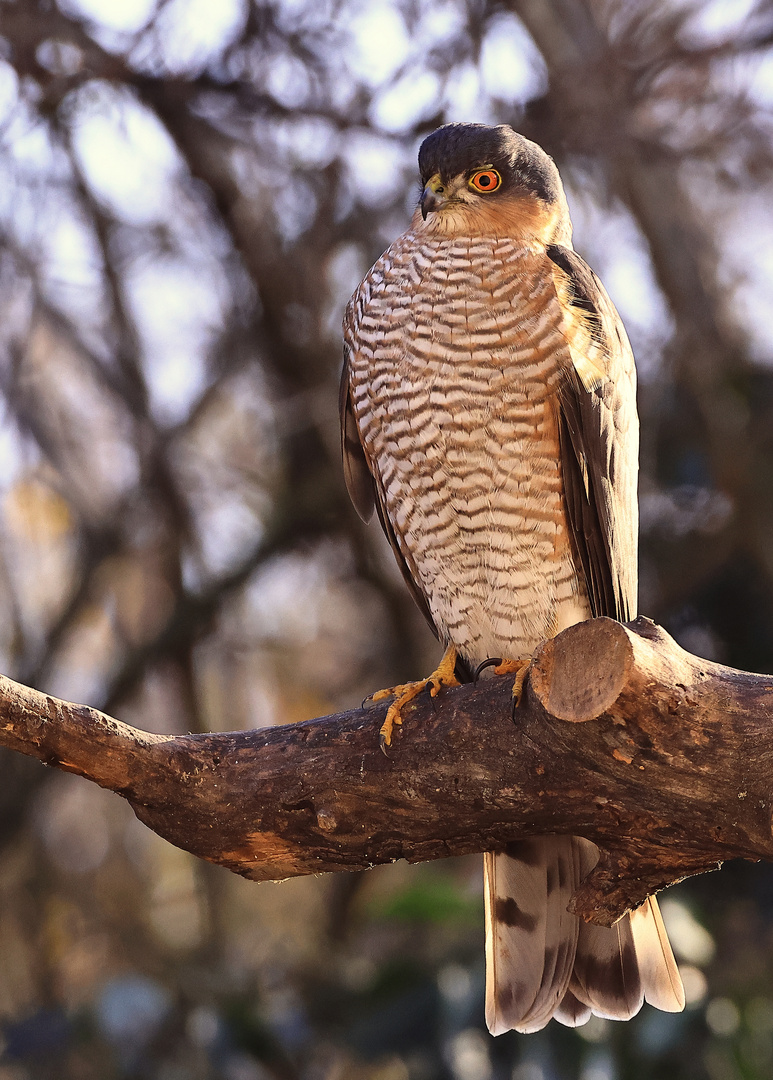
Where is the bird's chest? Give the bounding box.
[349,235,566,445]
[346,234,584,658]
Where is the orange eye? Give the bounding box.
[468,169,501,193]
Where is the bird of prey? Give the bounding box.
[340,122,684,1034]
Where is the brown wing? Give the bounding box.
[339,345,375,524]
[339,343,437,635]
[547,245,639,622]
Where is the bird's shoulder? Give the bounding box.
[543,243,636,392]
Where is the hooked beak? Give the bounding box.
[420,177,448,219]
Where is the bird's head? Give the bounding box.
[415,123,572,245]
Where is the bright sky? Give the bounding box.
[59,0,157,33]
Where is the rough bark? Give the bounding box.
[1,617,770,926]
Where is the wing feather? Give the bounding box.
[540,257,682,1026]
[339,348,376,523]
[547,244,639,622]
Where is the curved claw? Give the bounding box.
[473,657,503,683]
[374,644,459,752]
[510,661,531,722]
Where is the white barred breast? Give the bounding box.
[344,229,590,665]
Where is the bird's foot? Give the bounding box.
[473,656,531,720]
[372,644,459,753]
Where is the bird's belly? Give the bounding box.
[379,384,588,664]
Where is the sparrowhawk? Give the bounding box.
[340,123,685,1034]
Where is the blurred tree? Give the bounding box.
[1,0,773,1077]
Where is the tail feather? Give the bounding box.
[568,914,643,1020]
[485,837,581,1034]
[484,835,685,1035]
[630,896,685,1012]
[554,989,592,1028]
[566,837,643,1021]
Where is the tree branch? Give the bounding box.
[1,617,770,926]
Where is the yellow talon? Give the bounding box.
[510,660,531,708]
[370,682,414,704]
[376,644,459,751]
[476,656,531,713]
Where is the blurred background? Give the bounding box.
[0,0,772,1076]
